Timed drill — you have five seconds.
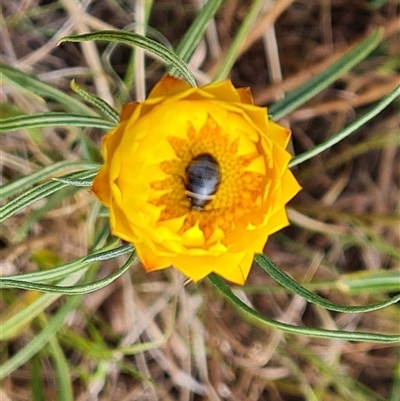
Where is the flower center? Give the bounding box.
[150,114,266,241]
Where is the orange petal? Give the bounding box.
[120,102,140,122]
[201,80,242,102]
[236,87,254,104]
[212,251,251,285]
[135,241,172,272]
[238,251,256,282]
[262,207,290,236]
[233,103,269,137]
[91,166,111,206]
[171,255,214,281]
[271,142,292,173]
[148,74,193,98]
[101,123,128,165]
[268,120,291,148]
[109,198,138,242]
[281,169,302,202]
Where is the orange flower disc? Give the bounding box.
[92,75,301,285]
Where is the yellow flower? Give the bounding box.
[92,75,301,285]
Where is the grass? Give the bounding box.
[1,0,399,400]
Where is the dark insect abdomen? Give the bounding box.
[185,153,220,210]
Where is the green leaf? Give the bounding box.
[0,257,105,379]
[255,254,400,313]
[0,169,98,222]
[14,187,81,243]
[209,274,400,343]
[390,360,400,401]
[289,85,400,167]
[30,355,45,401]
[70,80,120,124]
[0,243,118,342]
[53,175,97,187]
[169,0,224,74]
[3,243,131,283]
[48,335,73,401]
[0,251,136,294]
[0,273,84,341]
[213,0,265,81]
[0,112,115,132]
[0,64,96,116]
[0,293,83,380]
[0,161,100,200]
[59,31,197,87]
[269,29,384,120]
[338,270,400,293]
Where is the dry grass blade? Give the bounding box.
[1,1,399,400]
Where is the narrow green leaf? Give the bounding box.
[0,272,84,341]
[58,328,112,359]
[0,161,100,200]
[0,261,102,379]
[338,270,400,293]
[0,64,96,116]
[13,187,81,243]
[0,242,112,342]
[209,274,400,343]
[0,251,136,294]
[0,112,115,132]
[390,360,400,401]
[290,343,386,401]
[70,80,119,124]
[53,174,97,187]
[85,244,132,263]
[30,355,45,401]
[213,0,265,81]
[169,0,224,74]
[255,254,400,313]
[3,244,131,283]
[0,169,98,222]
[1,180,61,222]
[289,85,400,167]
[0,294,82,380]
[48,336,74,401]
[59,31,197,87]
[269,29,383,120]
[120,2,154,96]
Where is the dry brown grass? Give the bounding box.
[1,0,399,400]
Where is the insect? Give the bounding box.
[184,153,221,210]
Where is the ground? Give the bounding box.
[1,1,399,400]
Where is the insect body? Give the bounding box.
[185,153,220,210]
